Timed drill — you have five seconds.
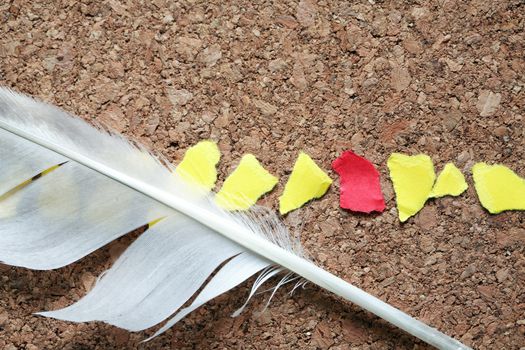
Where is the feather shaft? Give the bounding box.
[0,119,469,350]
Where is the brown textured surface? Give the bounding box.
[1,0,524,349]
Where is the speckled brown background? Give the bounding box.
[1,0,524,349]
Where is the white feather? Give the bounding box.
[0,127,65,196]
[0,87,470,350]
[146,252,271,340]
[39,214,247,330]
[0,161,170,269]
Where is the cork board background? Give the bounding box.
[0,0,524,349]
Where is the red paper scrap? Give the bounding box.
[332,150,386,213]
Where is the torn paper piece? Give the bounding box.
[332,150,385,213]
[176,141,220,191]
[472,162,525,214]
[279,152,332,215]
[215,154,278,211]
[430,163,468,198]
[387,153,435,222]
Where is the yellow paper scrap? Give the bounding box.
[430,163,468,198]
[472,162,525,214]
[279,152,332,215]
[177,141,220,191]
[387,153,435,222]
[215,154,278,211]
